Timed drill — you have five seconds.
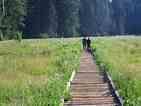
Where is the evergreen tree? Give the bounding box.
[0,0,27,39]
[25,0,80,37]
[56,0,80,37]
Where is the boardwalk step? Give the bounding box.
[71,91,112,97]
[65,100,116,105]
[73,78,104,81]
[75,73,104,76]
[71,83,109,87]
[71,87,110,92]
[71,95,113,98]
[78,71,100,73]
[64,104,118,106]
[74,76,105,80]
[64,103,118,106]
[71,82,106,85]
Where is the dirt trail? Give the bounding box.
[64,51,120,106]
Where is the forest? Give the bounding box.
[0,0,141,39]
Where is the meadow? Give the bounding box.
[0,39,81,106]
[92,36,141,106]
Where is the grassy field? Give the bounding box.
[0,39,81,106]
[92,36,141,106]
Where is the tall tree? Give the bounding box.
[0,0,27,39]
[25,0,80,37]
[56,0,80,37]
[80,0,113,35]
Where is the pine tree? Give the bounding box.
[0,0,27,39]
[56,0,80,36]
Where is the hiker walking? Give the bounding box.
[82,37,87,50]
[87,37,91,52]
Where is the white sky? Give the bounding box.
[109,0,113,3]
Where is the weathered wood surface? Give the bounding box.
[64,52,120,106]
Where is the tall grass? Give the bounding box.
[0,39,81,106]
[92,37,141,106]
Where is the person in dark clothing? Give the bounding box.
[82,37,87,49]
[87,37,91,52]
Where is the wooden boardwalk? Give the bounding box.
[64,51,120,106]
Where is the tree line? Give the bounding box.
[25,0,80,38]
[0,0,141,40]
[0,0,80,40]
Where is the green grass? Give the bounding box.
[0,39,81,106]
[92,36,141,106]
